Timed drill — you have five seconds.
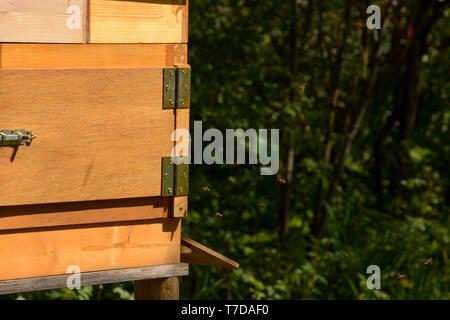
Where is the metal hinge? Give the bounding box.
[0,129,37,147]
[161,156,189,196]
[163,67,191,110]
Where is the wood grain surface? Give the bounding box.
[0,197,171,231]
[0,0,86,43]
[135,276,180,300]
[0,68,175,206]
[181,236,239,269]
[173,196,188,218]
[89,0,188,43]
[0,263,188,295]
[0,44,187,69]
[0,218,181,281]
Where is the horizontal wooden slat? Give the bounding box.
[0,0,86,43]
[0,197,171,231]
[175,107,190,137]
[89,0,188,43]
[0,68,175,206]
[0,218,181,281]
[0,263,189,295]
[0,44,188,69]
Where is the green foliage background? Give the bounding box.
[4,0,449,300]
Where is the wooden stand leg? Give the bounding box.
[134,277,179,300]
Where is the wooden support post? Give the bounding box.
[134,277,179,300]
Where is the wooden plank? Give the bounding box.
[0,197,171,231]
[174,44,188,65]
[135,277,179,300]
[0,68,175,206]
[172,93,190,219]
[89,0,188,43]
[0,44,185,69]
[181,236,239,269]
[0,0,86,43]
[0,218,181,281]
[0,263,188,295]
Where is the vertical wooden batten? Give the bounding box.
[135,277,180,300]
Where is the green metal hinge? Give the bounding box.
[163,67,191,109]
[161,156,189,196]
[0,129,37,147]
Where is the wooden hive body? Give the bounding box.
[0,0,191,287]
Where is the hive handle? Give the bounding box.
[0,129,37,147]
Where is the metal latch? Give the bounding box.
[161,156,189,196]
[163,67,191,110]
[0,129,37,147]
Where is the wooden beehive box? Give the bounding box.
[0,0,193,292]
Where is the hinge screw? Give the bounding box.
[168,187,173,194]
[169,99,175,105]
[166,85,170,91]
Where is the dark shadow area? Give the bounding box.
[0,197,167,218]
